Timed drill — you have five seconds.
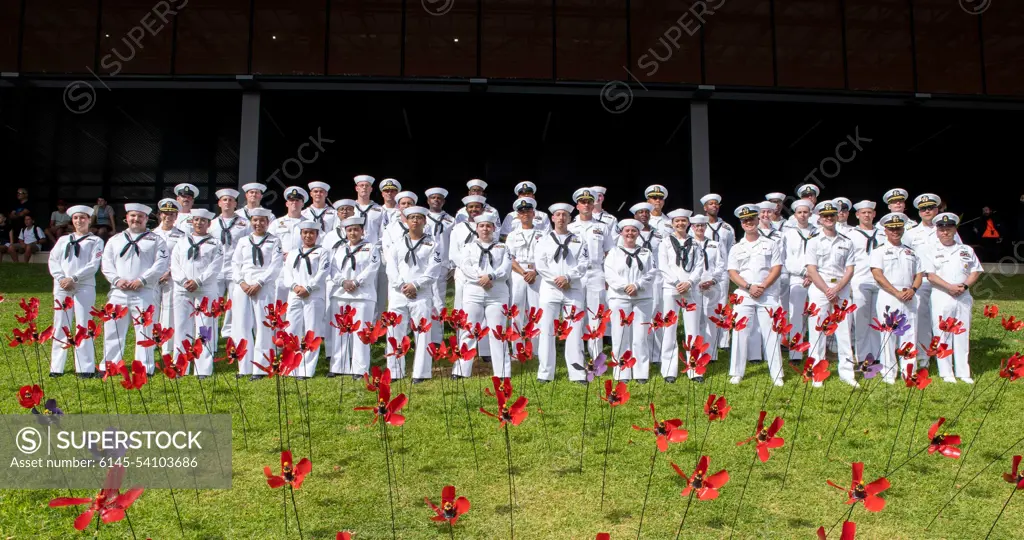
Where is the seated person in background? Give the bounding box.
[9,187,31,230]
[47,200,72,243]
[11,215,47,262]
[91,197,116,240]
[0,214,9,263]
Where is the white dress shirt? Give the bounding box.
[658,234,705,290]
[232,233,284,287]
[170,234,224,291]
[302,205,337,234]
[385,234,443,298]
[804,232,855,281]
[869,241,921,289]
[101,230,170,290]
[605,246,656,301]
[460,240,513,302]
[269,215,304,255]
[49,233,105,286]
[501,211,551,237]
[728,235,784,304]
[330,241,381,302]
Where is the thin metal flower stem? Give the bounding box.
[952,378,1009,488]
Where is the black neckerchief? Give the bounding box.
[640,229,654,250]
[759,228,777,240]
[796,228,815,254]
[550,232,572,262]
[249,235,269,266]
[309,207,328,231]
[428,213,446,234]
[243,208,251,219]
[119,231,149,258]
[219,217,239,246]
[669,235,693,270]
[854,228,879,254]
[356,203,375,217]
[332,230,346,250]
[477,241,496,267]
[187,236,212,260]
[620,247,643,271]
[699,238,710,270]
[462,222,478,244]
[404,235,427,266]
[341,242,364,271]
[708,221,722,241]
[293,246,319,273]
[65,233,91,259]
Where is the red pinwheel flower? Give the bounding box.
[502,304,519,320]
[927,417,962,459]
[582,324,604,341]
[132,305,155,327]
[738,410,785,462]
[676,299,697,312]
[48,466,143,531]
[16,297,40,323]
[55,326,81,351]
[483,376,513,401]
[120,361,148,391]
[519,320,540,341]
[189,297,210,318]
[514,341,533,364]
[386,336,411,359]
[425,485,471,526]
[815,311,839,336]
[896,342,917,360]
[300,330,323,353]
[102,360,126,382]
[904,365,932,390]
[202,297,231,319]
[337,532,353,540]
[817,521,856,540]
[795,357,831,384]
[600,379,630,407]
[466,322,490,343]
[33,323,54,344]
[784,332,810,353]
[364,366,391,393]
[1002,315,1024,332]
[8,327,30,348]
[262,300,289,330]
[380,311,403,328]
[256,348,302,378]
[54,297,74,312]
[769,307,793,335]
[632,403,688,452]
[18,384,43,409]
[526,307,543,326]
[608,350,636,371]
[406,317,430,334]
[709,303,748,331]
[216,338,248,365]
[493,324,521,344]
[428,341,451,365]
[159,354,189,379]
[137,323,173,349]
[671,455,730,500]
[563,305,586,323]
[553,318,574,341]
[826,462,889,512]
[590,304,612,325]
[332,305,361,335]
[999,354,1024,381]
[680,348,711,377]
[354,381,407,426]
[704,394,730,421]
[356,319,387,345]
[447,308,470,330]
[91,303,128,323]
[78,319,102,341]
[831,299,857,321]
[728,293,743,306]
[937,316,965,335]
[479,377,528,427]
[178,337,204,363]
[984,305,999,319]
[804,300,820,318]
[1003,455,1024,489]
[264,450,312,489]
[920,336,953,360]
[12,323,55,346]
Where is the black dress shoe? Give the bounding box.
[481,356,491,363]
[236,374,246,379]
[450,374,460,380]
[412,378,428,384]
[197,375,209,380]
[249,375,264,381]
[351,374,362,380]
[691,376,705,384]
[664,376,677,384]
[326,372,338,378]
[538,379,550,384]
[295,376,310,381]
[49,372,63,378]
[750,359,764,363]
[636,379,648,384]
[79,373,93,379]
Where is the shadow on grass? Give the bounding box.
[605,508,633,523]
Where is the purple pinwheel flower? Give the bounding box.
[572,353,609,383]
[32,398,64,425]
[198,326,213,344]
[889,311,910,337]
[855,354,883,379]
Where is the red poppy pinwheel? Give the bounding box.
[120,361,148,391]
[795,357,831,384]
[817,521,856,540]
[425,485,471,526]
[984,305,999,319]
[493,324,521,344]
[479,376,528,427]
[937,316,965,335]
[332,305,361,335]
[337,532,353,540]
[920,337,952,360]
[255,349,302,378]
[600,380,630,407]
[132,305,155,327]
[90,303,128,323]
[633,403,688,452]
[102,360,125,382]
[582,324,604,341]
[1002,315,1024,332]
[18,384,43,409]
[784,332,810,354]
[676,299,697,312]
[804,300,820,318]
[77,320,102,341]
[608,350,636,372]
[483,376,513,401]
[815,311,840,336]
[356,319,387,345]
[671,455,730,500]
[411,317,432,334]
[927,417,961,459]
[189,297,211,318]
[1003,456,1024,489]
[48,466,143,531]
[159,354,189,379]
[386,336,411,359]
[709,303,748,332]
[896,342,918,361]
[737,410,784,462]
[300,330,323,353]
[16,297,40,323]
[501,303,519,320]
[705,394,730,422]
[379,311,403,328]
[138,323,173,349]
[54,296,74,312]
[354,381,407,426]
[216,338,248,365]
[553,318,574,341]
[999,354,1024,381]
[904,365,932,390]
[514,341,533,364]
[263,300,290,331]
[826,462,889,512]
[364,366,391,393]
[264,449,312,489]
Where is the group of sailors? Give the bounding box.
[46,178,982,388]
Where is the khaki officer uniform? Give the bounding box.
[848,201,883,363]
[869,212,923,383]
[152,198,187,356]
[169,208,224,377]
[329,217,381,376]
[282,221,331,378]
[230,208,283,377]
[48,206,105,375]
[804,201,856,385]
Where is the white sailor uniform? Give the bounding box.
[534,231,589,381]
[690,237,728,362]
[804,231,856,381]
[354,202,386,318]
[605,245,657,381]
[449,221,490,355]
[869,240,922,382]
[329,241,381,375]
[568,218,614,361]
[456,239,513,378]
[170,233,224,376]
[426,210,456,343]
[506,227,546,348]
[152,227,187,355]
[302,205,337,235]
[385,234,443,379]
[269,215,303,302]
[782,224,818,361]
[500,210,551,238]
[695,218,735,347]
[209,215,250,336]
[48,233,105,374]
[727,235,784,382]
[282,245,330,377]
[848,226,882,361]
[230,233,284,375]
[904,224,962,365]
[924,242,982,380]
[657,233,705,379]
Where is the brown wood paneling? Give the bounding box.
[174,0,250,74]
[982,0,1024,95]
[405,0,478,77]
[555,0,627,81]
[844,0,914,91]
[328,0,402,76]
[775,0,845,89]
[703,0,774,87]
[252,0,326,74]
[629,0,701,84]
[98,0,176,74]
[913,0,982,94]
[481,0,552,79]
[22,0,99,73]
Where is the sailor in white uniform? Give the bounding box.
[210,188,249,337]
[172,182,200,234]
[353,175,387,318]
[629,203,669,362]
[766,192,787,230]
[454,179,497,224]
[321,198,358,359]
[904,193,957,368]
[270,186,308,302]
[644,184,673,236]
[848,200,882,363]
[591,186,620,235]
[49,205,105,376]
[878,189,919,231]
[454,212,513,378]
[923,213,982,383]
[230,208,283,379]
[385,206,443,381]
[604,219,656,382]
[804,200,856,387]
[100,203,169,375]
[784,184,821,230]
[382,191,435,253]
[425,187,456,344]
[657,209,705,382]
[727,204,785,386]
[781,199,818,363]
[569,188,614,361]
[378,178,403,233]
[302,181,337,234]
[236,182,270,221]
[500,182,551,238]
[328,217,380,377]
[170,208,223,378]
[152,199,186,356]
[687,215,728,363]
[696,193,735,348]
[449,196,488,353]
[506,197,546,349]
[535,203,589,383]
[282,221,330,379]
[870,212,923,384]
[833,197,854,236]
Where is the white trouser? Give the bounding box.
[659,288,701,378]
[850,280,880,362]
[230,282,276,375]
[103,288,159,373]
[51,286,97,374]
[787,275,809,361]
[916,282,933,362]
[172,288,218,376]
[453,271,490,356]
[387,295,433,379]
[219,278,233,336]
[649,275,664,363]
[158,283,175,356]
[609,296,654,380]
[322,280,336,358]
[374,265,388,321]
[429,271,449,344]
[779,274,791,319]
[715,280,730,348]
[729,299,783,382]
[931,289,973,379]
[875,291,918,383]
[457,297,513,378]
[582,272,606,360]
[286,294,325,378]
[697,281,724,361]
[329,298,375,375]
[807,284,854,382]
[510,269,541,351]
[538,287,586,381]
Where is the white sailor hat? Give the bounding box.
[833,197,853,211]
[333,198,356,209]
[395,191,418,204]
[644,184,668,198]
[630,202,654,214]
[734,204,759,220]
[514,197,537,212]
[284,186,309,203]
[297,220,320,231]
[475,212,499,225]
[913,193,941,209]
[215,188,240,199]
[853,200,876,211]
[667,209,693,219]
[700,193,722,205]
[341,217,365,229]
[934,212,960,227]
[467,179,488,190]
[689,214,709,225]
[572,188,596,202]
[590,186,607,196]
[308,181,330,192]
[514,181,537,195]
[354,174,375,186]
[791,199,813,212]
[815,200,840,216]
[796,184,820,198]
[462,195,486,206]
[549,203,574,215]
[765,192,786,202]
[157,198,181,213]
[618,219,642,231]
[879,212,909,229]
[425,187,449,199]
[174,183,199,198]
[757,201,776,212]
[248,208,274,219]
[884,188,909,204]
[402,206,428,217]
[379,178,402,192]
[124,203,152,215]
[190,208,215,220]
[242,182,267,193]
[66,205,93,218]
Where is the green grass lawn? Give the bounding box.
[1,264,1023,539]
